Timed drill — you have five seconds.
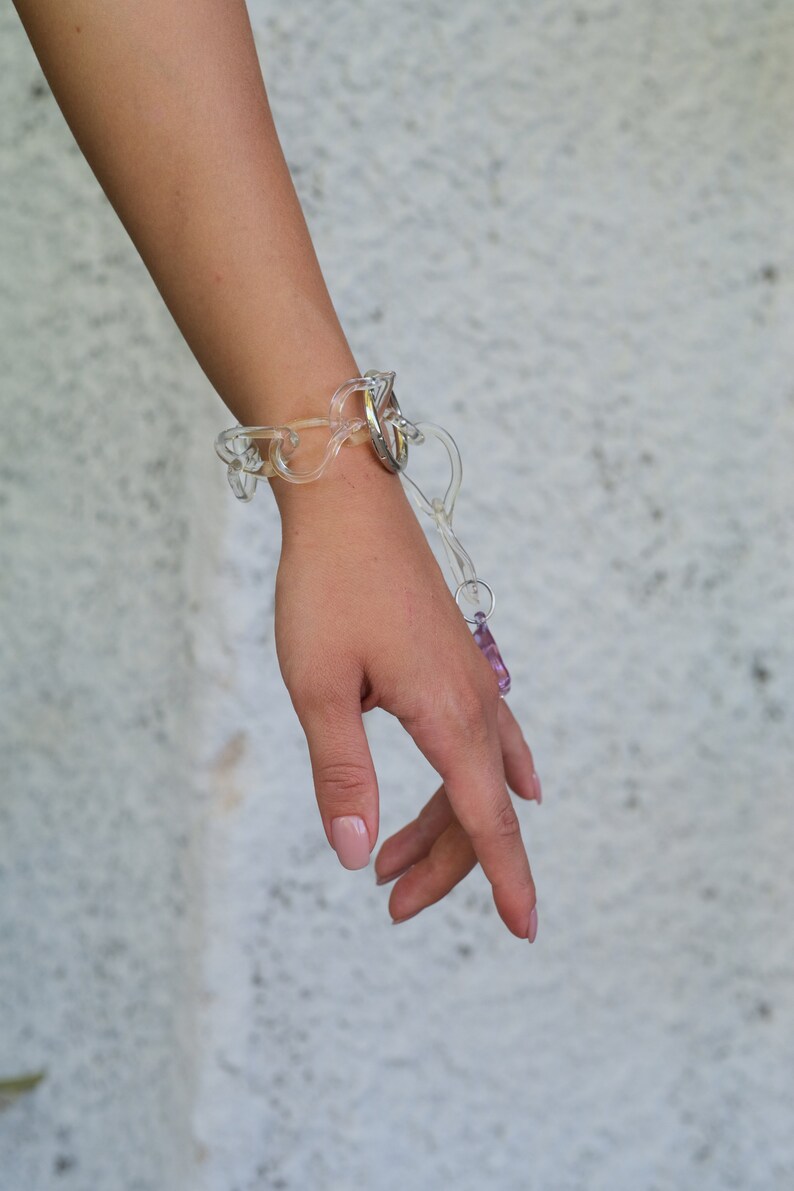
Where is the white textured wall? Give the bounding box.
[2,2,793,1189]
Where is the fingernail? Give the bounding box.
[532,772,543,804]
[375,863,412,886]
[391,909,420,925]
[330,815,371,870]
[527,905,538,944]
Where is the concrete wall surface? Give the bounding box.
[1,2,792,1189]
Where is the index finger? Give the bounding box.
[400,691,538,941]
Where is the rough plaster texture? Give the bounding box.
[1,2,793,1189]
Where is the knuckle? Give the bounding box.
[400,697,434,733]
[404,671,497,724]
[398,678,496,763]
[489,800,523,841]
[315,757,372,800]
[461,795,520,845]
[447,685,491,742]
[395,691,447,748]
[403,676,485,725]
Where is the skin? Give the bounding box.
[13,0,541,940]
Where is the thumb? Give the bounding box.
[294,680,379,870]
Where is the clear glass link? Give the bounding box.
[214,375,379,499]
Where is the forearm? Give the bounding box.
[13,0,361,433]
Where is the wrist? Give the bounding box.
[270,432,407,527]
[217,364,416,526]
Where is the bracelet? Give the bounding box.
[214,370,511,694]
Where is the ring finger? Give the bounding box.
[388,816,478,924]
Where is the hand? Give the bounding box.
[271,441,541,941]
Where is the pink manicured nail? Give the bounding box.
[532,772,543,804]
[330,815,371,870]
[527,905,538,944]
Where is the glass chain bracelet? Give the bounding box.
[214,370,511,695]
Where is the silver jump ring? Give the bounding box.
[454,578,495,624]
[363,369,409,472]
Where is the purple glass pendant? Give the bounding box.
[473,611,511,695]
